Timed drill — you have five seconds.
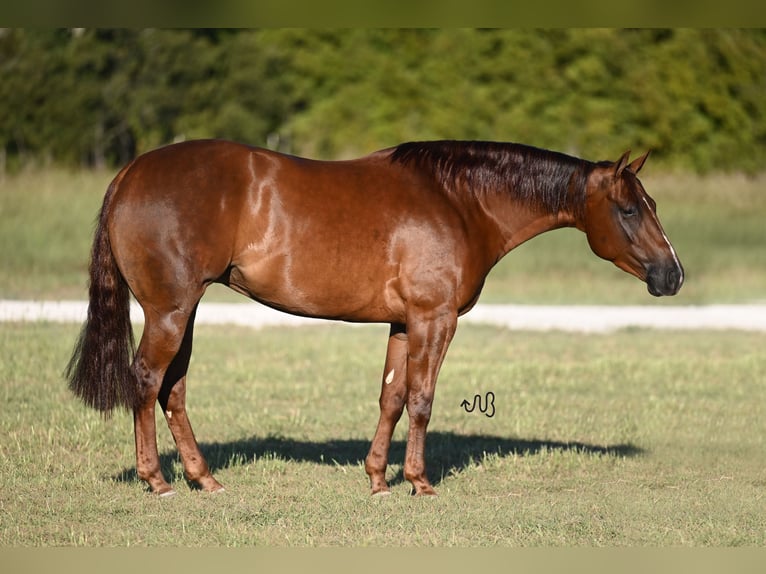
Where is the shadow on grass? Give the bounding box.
[113,432,643,491]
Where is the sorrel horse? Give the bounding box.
[66,139,684,497]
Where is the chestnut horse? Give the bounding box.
[66,139,684,497]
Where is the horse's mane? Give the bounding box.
[390,140,593,219]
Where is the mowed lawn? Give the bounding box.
[1,321,764,546]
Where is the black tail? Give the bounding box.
[65,179,138,415]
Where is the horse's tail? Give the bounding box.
[65,174,138,416]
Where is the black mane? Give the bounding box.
[390,140,593,218]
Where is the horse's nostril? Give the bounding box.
[666,266,684,294]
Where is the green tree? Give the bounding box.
[1,29,764,172]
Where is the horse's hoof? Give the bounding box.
[412,487,438,497]
[198,476,225,493]
[158,489,177,498]
[372,490,392,498]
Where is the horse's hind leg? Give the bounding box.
[158,306,223,493]
[132,307,189,496]
[132,299,213,495]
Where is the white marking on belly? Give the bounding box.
[385,369,395,385]
[165,410,173,420]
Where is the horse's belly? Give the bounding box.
[228,255,404,323]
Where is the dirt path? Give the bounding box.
[2,300,765,333]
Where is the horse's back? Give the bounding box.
[111,139,412,211]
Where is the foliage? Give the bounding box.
[1,29,765,172]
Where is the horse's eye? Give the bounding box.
[620,206,637,218]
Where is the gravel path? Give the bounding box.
[2,299,765,333]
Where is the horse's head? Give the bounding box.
[583,151,684,297]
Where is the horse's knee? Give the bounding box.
[406,392,433,425]
[380,389,406,415]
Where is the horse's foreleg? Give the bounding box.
[157,306,224,493]
[365,323,408,495]
[402,308,457,496]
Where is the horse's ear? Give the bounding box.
[628,150,650,174]
[614,150,631,177]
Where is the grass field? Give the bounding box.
[1,321,764,546]
[0,168,765,303]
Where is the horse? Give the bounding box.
[66,139,684,497]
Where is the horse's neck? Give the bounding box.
[477,189,578,259]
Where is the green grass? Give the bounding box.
[0,168,765,303]
[1,321,764,546]
[0,169,112,300]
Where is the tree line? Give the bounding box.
[1,28,764,173]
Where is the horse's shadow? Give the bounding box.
[113,432,643,491]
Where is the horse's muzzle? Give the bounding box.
[646,262,684,297]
